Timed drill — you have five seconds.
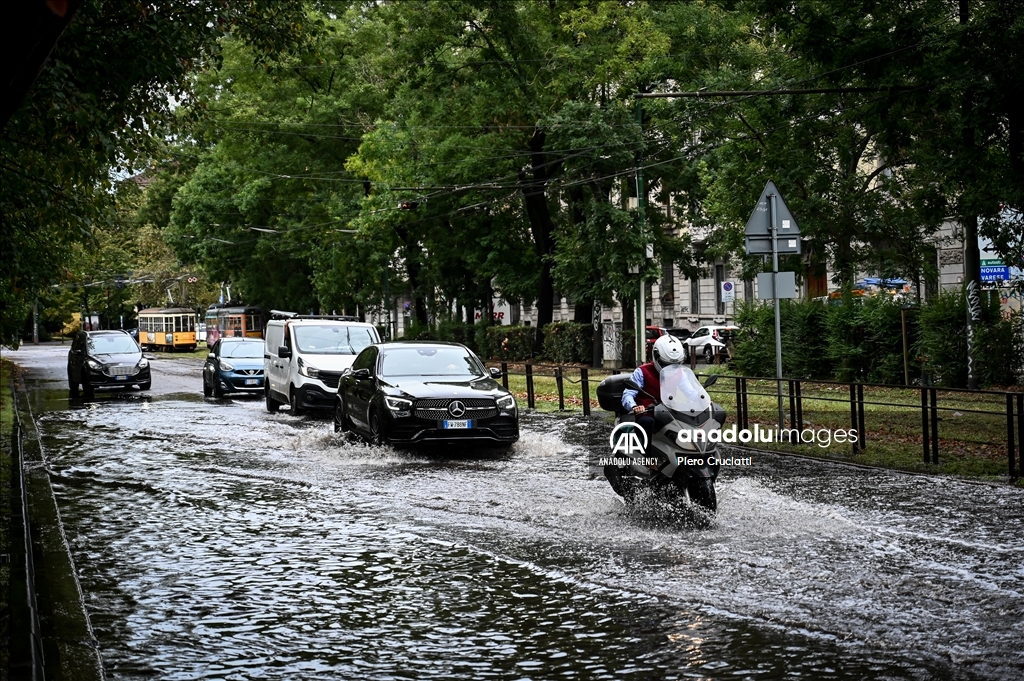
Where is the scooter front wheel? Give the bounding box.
[685,477,717,513]
[604,466,642,503]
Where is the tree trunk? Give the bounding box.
[519,128,560,354]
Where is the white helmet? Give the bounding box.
[651,334,686,371]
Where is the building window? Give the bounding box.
[690,278,700,315]
[661,261,674,303]
[744,278,754,304]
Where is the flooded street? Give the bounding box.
[8,345,1024,680]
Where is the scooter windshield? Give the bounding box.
[660,364,709,414]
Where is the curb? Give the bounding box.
[11,377,104,680]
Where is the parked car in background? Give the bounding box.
[664,328,692,341]
[334,341,519,449]
[67,330,150,397]
[204,338,266,398]
[682,325,740,363]
[644,326,667,360]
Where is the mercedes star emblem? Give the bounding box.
[448,400,466,418]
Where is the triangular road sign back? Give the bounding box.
[744,180,800,236]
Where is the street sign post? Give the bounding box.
[745,180,801,433]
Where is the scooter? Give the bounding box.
[596,365,725,513]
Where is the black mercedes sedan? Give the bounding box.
[334,342,519,448]
[67,330,151,397]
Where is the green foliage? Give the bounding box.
[825,297,907,384]
[916,289,969,388]
[732,302,776,377]
[0,0,312,346]
[541,322,593,364]
[484,326,537,362]
[916,288,1020,388]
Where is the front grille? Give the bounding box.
[238,368,263,376]
[104,364,136,377]
[413,397,497,420]
[318,370,342,389]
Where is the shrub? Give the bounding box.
[541,322,593,364]
[825,296,907,384]
[783,299,833,379]
[731,301,775,377]
[915,289,969,387]
[485,325,536,361]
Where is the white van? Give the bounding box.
[264,312,380,415]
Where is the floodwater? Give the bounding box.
[9,345,1024,680]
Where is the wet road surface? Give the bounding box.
[6,344,1024,680]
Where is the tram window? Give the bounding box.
[155,318,163,332]
[246,315,260,332]
[173,317,180,332]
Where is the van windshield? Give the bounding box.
[293,325,376,355]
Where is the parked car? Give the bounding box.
[67,330,150,397]
[204,338,266,398]
[683,325,740,363]
[264,312,380,415]
[334,341,519,448]
[664,328,692,341]
[644,326,667,360]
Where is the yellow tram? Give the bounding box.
[138,307,198,351]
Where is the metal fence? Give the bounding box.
[496,362,1023,479]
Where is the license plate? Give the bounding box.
[115,375,128,380]
[244,379,259,385]
[440,420,472,430]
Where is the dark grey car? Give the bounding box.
[67,330,151,397]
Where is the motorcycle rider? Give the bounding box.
[621,334,688,447]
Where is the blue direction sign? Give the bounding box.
[981,266,1009,282]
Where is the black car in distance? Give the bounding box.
[67,330,151,397]
[334,342,519,448]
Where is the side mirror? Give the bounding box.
[277,345,291,359]
[352,368,370,379]
[207,352,216,360]
[489,367,502,379]
[703,374,719,388]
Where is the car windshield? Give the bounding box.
[87,334,139,355]
[221,342,264,359]
[293,325,376,355]
[379,347,484,378]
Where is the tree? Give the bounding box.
[0,0,313,345]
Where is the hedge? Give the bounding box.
[540,322,593,364]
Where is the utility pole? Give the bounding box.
[635,99,646,366]
[960,0,982,390]
[770,195,785,431]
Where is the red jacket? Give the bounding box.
[635,363,661,408]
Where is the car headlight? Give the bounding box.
[87,359,101,370]
[384,396,413,411]
[219,360,234,371]
[297,358,319,378]
[496,394,516,411]
[137,358,149,369]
